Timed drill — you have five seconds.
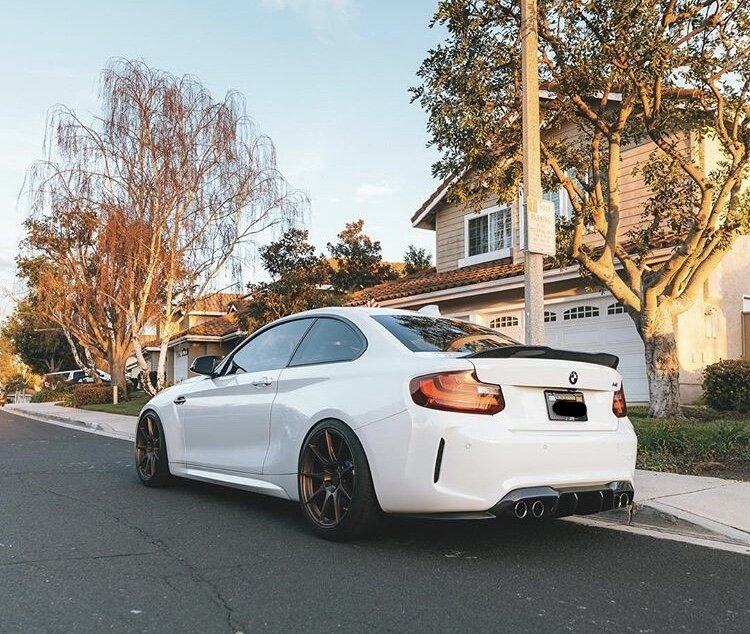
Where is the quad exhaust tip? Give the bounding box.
[616,493,630,509]
[531,500,545,518]
[514,501,528,519]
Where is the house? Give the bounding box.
[127,293,247,385]
[345,139,750,404]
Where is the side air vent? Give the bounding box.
[433,438,446,483]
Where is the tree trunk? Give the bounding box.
[108,346,130,401]
[641,309,682,418]
[132,333,157,396]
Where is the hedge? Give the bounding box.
[31,386,71,403]
[703,359,750,412]
[69,384,113,408]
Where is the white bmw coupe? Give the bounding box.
[135,307,637,540]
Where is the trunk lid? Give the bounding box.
[470,357,623,431]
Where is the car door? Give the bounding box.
[178,318,314,474]
[263,317,368,475]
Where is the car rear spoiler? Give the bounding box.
[466,346,619,369]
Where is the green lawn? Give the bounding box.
[79,391,151,417]
[629,405,750,480]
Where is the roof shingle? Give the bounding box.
[345,258,530,305]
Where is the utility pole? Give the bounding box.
[521,0,546,345]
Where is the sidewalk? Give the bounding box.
[6,402,750,546]
[634,470,750,544]
[6,401,136,441]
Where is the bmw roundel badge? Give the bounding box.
[569,371,578,385]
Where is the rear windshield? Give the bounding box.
[372,314,518,354]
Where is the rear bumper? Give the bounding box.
[489,481,634,519]
[357,407,638,514]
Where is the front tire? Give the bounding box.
[135,411,172,487]
[298,420,380,541]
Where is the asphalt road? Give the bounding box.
[1,409,748,634]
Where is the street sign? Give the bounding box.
[522,198,556,256]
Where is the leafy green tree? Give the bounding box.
[412,0,750,417]
[403,245,433,275]
[2,300,76,375]
[241,228,336,330]
[327,220,398,293]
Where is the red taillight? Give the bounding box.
[410,371,505,415]
[612,384,627,418]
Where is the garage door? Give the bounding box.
[487,298,649,403]
[544,300,649,402]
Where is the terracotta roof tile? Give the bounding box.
[345,258,529,305]
[345,234,682,306]
[175,313,243,339]
[190,292,245,313]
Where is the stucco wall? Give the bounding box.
[674,235,750,402]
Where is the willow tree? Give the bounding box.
[21,59,303,396]
[412,0,750,417]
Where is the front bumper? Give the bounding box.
[357,407,638,515]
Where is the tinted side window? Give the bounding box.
[229,319,313,374]
[289,318,365,366]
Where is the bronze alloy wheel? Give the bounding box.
[135,414,162,482]
[299,427,356,528]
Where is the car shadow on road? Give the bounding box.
[156,474,631,558]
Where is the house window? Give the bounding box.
[544,311,557,323]
[460,206,512,267]
[543,188,570,220]
[563,305,600,320]
[607,302,625,315]
[489,315,519,329]
[543,170,578,220]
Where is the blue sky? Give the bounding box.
[0,0,444,314]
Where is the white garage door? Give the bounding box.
[486,298,649,403]
[173,349,189,384]
[544,299,649,402]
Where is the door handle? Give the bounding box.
[173,395,186,405]
[251,376,273,387]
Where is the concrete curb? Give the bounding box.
[5,404,135,441]
[6,403,750,551]
[639,499,750,545]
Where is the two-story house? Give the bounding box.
[127,293,247,385]
[345,138,750,404]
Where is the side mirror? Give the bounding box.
[190,355,222,376]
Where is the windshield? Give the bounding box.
[372,314,518,354]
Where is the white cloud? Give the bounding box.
[355,183,394,203]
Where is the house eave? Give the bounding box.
[376,265,582,308]
[411,177,457,229]
[168,330,246,347]
[373,247,674,308]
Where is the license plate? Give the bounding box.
[544,390,588,421]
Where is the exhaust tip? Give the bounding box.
[615,493,629,509]
[514,501,528,519]
[531,500,545,519]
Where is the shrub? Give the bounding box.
[31,386,71,403]
[69,384,113,408]
[703,359,750,412]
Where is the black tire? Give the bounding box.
[135,411,172,487]
[298,419,381,541]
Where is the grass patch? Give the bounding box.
[79,391,150,417]
[630,406,750,480]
